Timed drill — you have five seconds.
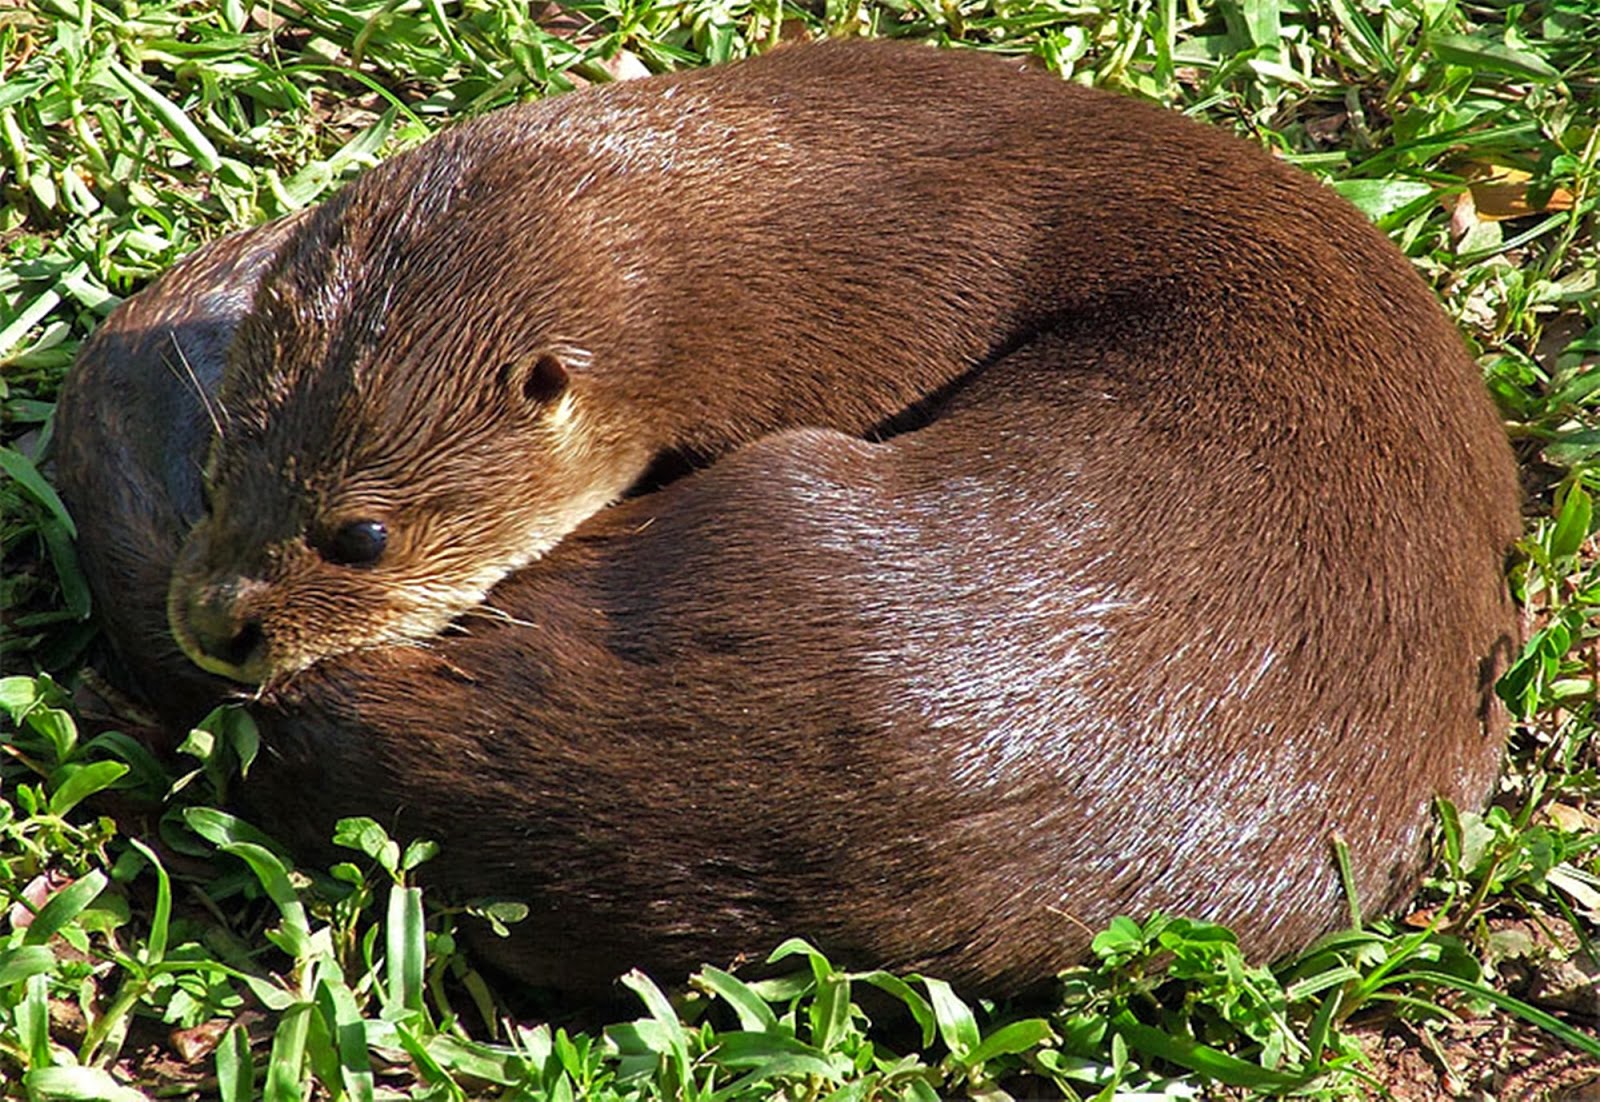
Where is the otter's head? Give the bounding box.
[166,158,649,686]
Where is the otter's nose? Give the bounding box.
[180,579,270,683]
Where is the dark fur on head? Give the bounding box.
[55,39,1521,998]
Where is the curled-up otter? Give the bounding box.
[55,39,1521,998]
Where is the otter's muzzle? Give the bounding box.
[169,573,273,684]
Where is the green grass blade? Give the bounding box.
[263,1003,313,1102]
[1393,971,1600,1059]
[0,446,77,538]
[183,806,292,854]
[809,972,851,1053]
[315,975,376,1102]
[216,1023,255,1102]
[385,883,426,1014]
[1109,1011,1307,1090]
[18,972,51,1069]
[105,58,223,172]
[920,977,980,1058]
[22,870,107,946]
[0,945,56,986]
[854,971,936,1047]
[126,838,171,964]
[394,1021,466,1102]
[23,1066,147,1101]
[618,969,696,1096]
[694,966,779,1032]
[1427,33,1562,80]
[960,1018,1056,1068]
[218,842,311,959]
[47,761,128,817]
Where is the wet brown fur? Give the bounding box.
[54,40,1522,998]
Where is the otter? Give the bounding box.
[54,39,1521,998]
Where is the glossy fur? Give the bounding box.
[54,40,1521,998]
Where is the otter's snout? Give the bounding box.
[168,526,276,684]
[175,578,270,683]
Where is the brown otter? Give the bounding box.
[54,39,1521,998]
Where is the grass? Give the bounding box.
[2,0,1599,1097]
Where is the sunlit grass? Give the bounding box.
[3,0,1598,1097]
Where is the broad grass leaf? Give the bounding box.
[1552,352,1600,404]
[920,977,980,1058]
[303,999,343,1100]
[809,972,851,1052]
[0,945,55,986]
[620,969,686,1042]
[1330,178,1435,223]
[36,516,91,619]
[385,884,426,1013]
[1282,964,1361,1001]
[264,1004,313,1102]
[219,842,311,958]
[83,732,170,797]
[606,1022,678,1086]
[708,1031,841,1079]
[127,839,171,963]
[18,972,49,1068]
[216,1023,254,1102]
[22,1066,147,1101]
[745,972,814,1002]
[47,761,129,817]
[419,1035,530,1086]
[0,76,46,110]
[855,971,936,1046]
[606,1019,676,1057]
[1550,483,1592,558]
[106,58,223,171]
[22,870,106,946]
[392,1021,463,1095]
[1304,983,1343,1067]
[1427,33,1561,80]
[226,710,260,777]
[183,807,288,855]
[960,1018,1056,1067]
[0,286,62,363]
[313,975,374,1102]
[695,966,778,1031]
[617,969,695,1093]
[766,936,831,972]
[1109,1011,1305,1090]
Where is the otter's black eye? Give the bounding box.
[318,519,388,567]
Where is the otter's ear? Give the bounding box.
[501,350,570,409]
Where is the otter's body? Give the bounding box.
[55,40,1520,997]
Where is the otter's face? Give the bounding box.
[162,124,664,686]
[166,340,648,687]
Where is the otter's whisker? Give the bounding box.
[165,336,227,442]
[466,603,539,630]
